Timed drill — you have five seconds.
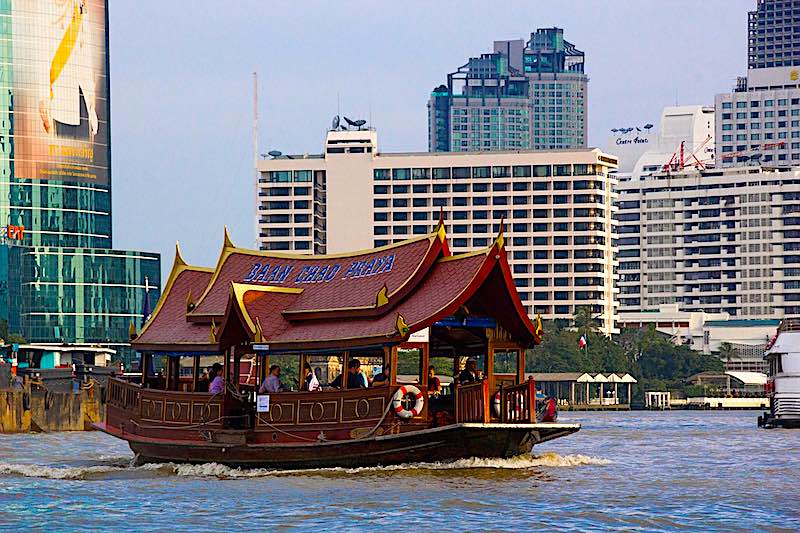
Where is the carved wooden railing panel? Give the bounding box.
[138,388,223,427]
[107,377,141,413]
[456,380,489,423]
[501,378,536,424]
[256,388,391,429]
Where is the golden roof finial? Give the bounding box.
[186,289,195,313]
[375,284,389,307]
[395,313,409,337]
[255,317,264,343]
[495,218,505,250]
[436,214,447,243]
[535,314,543,337]
[128,320,137,341]
[223,225,235,249]
[174,241,187,268]
[209,319,218,343]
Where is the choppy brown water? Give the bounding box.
[0,410,798,531]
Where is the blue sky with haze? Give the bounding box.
[109,0,753,280]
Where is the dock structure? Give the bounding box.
[526,372,637,410]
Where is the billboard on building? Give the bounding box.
[11,0,108,185]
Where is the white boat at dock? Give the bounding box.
[759,319,800,429]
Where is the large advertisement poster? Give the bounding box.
[11,0,108,185]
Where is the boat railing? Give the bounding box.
[254,386,396,429]
[455,380,489,423]
[500,378,536,424]
[107,377,141,413]
[106,377,225,428]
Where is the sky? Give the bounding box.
[109,0,754,281]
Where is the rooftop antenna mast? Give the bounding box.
[253,71,259,248]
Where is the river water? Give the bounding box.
[0,410,797,531]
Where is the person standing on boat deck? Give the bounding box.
[260,365,288,393]
[372,364,390,386]
[428,365,442,395]
[300,363,320,392]
[458,358,479,385]
[208,363,224,394]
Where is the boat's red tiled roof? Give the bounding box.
[189,233,443,319]
[258,252,488,346]
[135,260,215,350]
[134,227,541,352]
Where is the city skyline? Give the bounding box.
[108,0,752,275]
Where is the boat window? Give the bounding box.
[493,350,519,375]
[303,354,342,387]
[269,354,302,391]
[397,347,423,384]
[351,349,386,386]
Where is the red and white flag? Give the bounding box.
[578,335,587,349]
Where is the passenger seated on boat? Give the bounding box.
[330,359,367,389]
[457,358,479,385]
[208,363,224,394]
[300,362,321,392]
[259,365,289,393]
[428,365,442,395]
[196,369,210,393]
[372,365,390,386]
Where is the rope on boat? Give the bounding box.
[255,415,319,442]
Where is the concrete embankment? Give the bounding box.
[0,384,103,433]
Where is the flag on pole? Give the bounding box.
[141,276,152,328]
[578,335,587,350]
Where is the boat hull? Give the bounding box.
[95,422,580,469]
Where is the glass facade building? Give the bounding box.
[0,0,160,361]
[428,28,588,153]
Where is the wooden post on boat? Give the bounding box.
[342,351,350,390]
[420,343,429,391]
[233,347,242,392]
[192,355,200,392]
[482,379,490,423]
[527,376,536,424]
[141,352,149,388]
[486,346,495,395]
[389,347,398,387]
[516,348,526,385]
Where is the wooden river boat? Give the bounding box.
[95,222,579,468]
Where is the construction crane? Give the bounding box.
[661,135,713,172]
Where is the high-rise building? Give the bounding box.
[257,129,619,334]
[748,0,800,69]
[615,102,800,322]
[0,0,160,359]
[716,0,800,166]
[616,165,800,320]
[428,28,588,153]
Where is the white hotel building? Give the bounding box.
[257,130,620,334]
[612,104,800,322]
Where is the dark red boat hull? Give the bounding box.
[95,422,579,469]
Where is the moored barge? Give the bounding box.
[95,222,579,467]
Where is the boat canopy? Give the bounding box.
[133,222,542,354]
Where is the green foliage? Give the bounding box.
[528,317,724,401]
[717,342,737,368]
[527,319,636,375]
[0,319,26,345]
